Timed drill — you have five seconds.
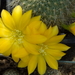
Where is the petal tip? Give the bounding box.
[53,25,58,29]
[54,25,58,29]
[15,5,21,8]
[15,5,22,10]
[1,9,6,15]
[61,34,66,38]
[68,47,71,49]
[28,10,32,13]
[38,15,41,18]
[13,5,22,12]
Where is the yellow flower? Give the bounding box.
[0,5,47,62]
[62,22,75,35]
[18,26,70,75]
[68,22,75,35]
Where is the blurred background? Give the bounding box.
[0,0,12,13]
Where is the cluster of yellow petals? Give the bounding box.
[0,5,70,75]
[18,25,70,75]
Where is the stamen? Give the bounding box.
[11,29,24,44]
[39,44,48,56]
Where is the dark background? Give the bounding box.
[0,0,6,13]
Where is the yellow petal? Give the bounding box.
[0,28,11,37]
[18,55,30,67]
[18,60,28,68]
[24,26,31,35]
[21,55,30,62]
[1,10,15,30]
[25,35,47,44]
[18,10,32,30]
[23,40,39,54]
[24,26,39,35]
[12,42,28,58]
[67,22,75,35]
[12,55,19,62]
[45,34,66,44]
[0,18,5,28]
[29,16,41,23]
[30,28,39,34]
[13,48,28,58]
[50,26,59,37]
[2,49,11,56]
[46,49,66,60]
[38,55,46,75]
[44,54,58,70]
[0,38,14,53]
[55,57,63,60]
[44,26,59,38]
[27,21,42,35]
[12,5,22,25]
[38,22,47,34]
[48,43,70,51]
[28,55,38,74]
[70,27,75,35]
[44,26,52,38]
[28,21,42,30]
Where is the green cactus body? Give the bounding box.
[9,0,75,26]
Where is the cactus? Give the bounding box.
[3,69,20,75]
[8,0,75,26]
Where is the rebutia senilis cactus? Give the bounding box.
[9,0,75,27]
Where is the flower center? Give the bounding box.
[39,44,48,56]
[12,29,24,44]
